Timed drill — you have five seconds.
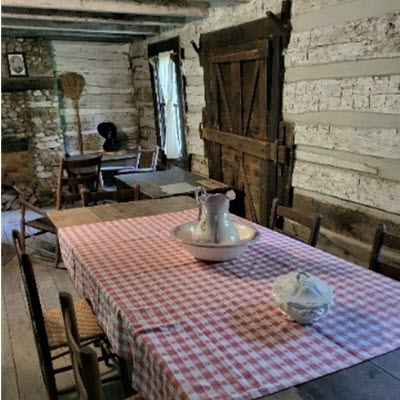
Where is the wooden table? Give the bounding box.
[52,197,400,399]
[114,168,230,199]
[48,196,196,229]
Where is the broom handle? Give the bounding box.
[74,98,83,154]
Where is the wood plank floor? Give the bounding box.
[1,209,126,400]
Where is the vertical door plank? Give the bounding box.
[265,37,282,223]
[204,62,223,181]
[231,62,243,134]
[259,55,269,226]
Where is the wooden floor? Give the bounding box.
[1,209,126,400]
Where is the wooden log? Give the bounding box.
[293,190,400,244]
[292,160,400,214]
[286,12,400,66]
[2,0,209,18]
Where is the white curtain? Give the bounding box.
[155,51,182,159]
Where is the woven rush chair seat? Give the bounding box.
[60,292,137,399]
[25,216,57,234]
[12,230,115,399]
[45,298,105,349]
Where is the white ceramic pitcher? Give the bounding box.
[192,187,239,244]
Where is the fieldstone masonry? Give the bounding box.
[2,38,63,203]
[2,37,53,77]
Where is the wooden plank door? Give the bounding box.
[201,36,291,225]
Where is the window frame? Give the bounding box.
[148,37,188,169]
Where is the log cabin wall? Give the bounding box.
[130,0,282,176]
[52,42,139,154]
[284,0,400,266]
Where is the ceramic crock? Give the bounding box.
[272,271,334,324]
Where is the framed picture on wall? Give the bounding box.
[6,53,28,77]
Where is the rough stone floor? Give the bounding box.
[1,209,126,400]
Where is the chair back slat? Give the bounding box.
[369,223,400,281]
[61,174,100,187]
[378,263,400,281]
[20,253,58,398]
[135,146,159,170]
[63,156,102,170]
[60,292,105,400]
[81,186,140,207]
[383,232,400,251]
[269,198,323,247]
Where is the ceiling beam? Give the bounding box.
[2,11,185,28]
[2,24,154,37]
[1,0,209,18]
[2,28,144,42]
[2,18,160,36]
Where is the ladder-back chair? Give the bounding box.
[20,155,102,267]
[81,186,140,207]
[59,292,142,400]
[269,198,323,247]
[117,146,159,174]
[12,230,107,399]
[369,224,400,281]
[57,155,102,210]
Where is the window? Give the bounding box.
[148,38,186,166]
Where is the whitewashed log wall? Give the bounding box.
[52,41,138,154]
[129,0,400,265]
[130,0,281,176]
[284,0,400,265]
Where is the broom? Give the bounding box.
[58,73,86,154]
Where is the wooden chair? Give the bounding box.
[81,185,140,207]
[12,230,108,399]
[117,146,159,174]
[369,224,400,281]
[20,155,102,267]
[269,198,323,247]
[57,154,102,210]
[20,199,61,266]
[59,292,143,400]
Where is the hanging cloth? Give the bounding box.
[156,51,182,159]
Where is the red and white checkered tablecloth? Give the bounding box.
[59,208,400,400]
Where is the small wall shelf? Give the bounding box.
[1,77,57,92]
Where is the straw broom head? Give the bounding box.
[58,72,85,100]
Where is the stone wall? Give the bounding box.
[283,0,400,265]
[1,38,63,202]
[52,41,138,155]
[2,37,53,77]
[28,88,64,199]
[130,0,281,176]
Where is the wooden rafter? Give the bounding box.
[2,19,160,36]
[2,11,186,28]
[1,0,209,18]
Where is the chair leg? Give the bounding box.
[117,356,134,397]
[20,205,27,252]
[55,236,64,269]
